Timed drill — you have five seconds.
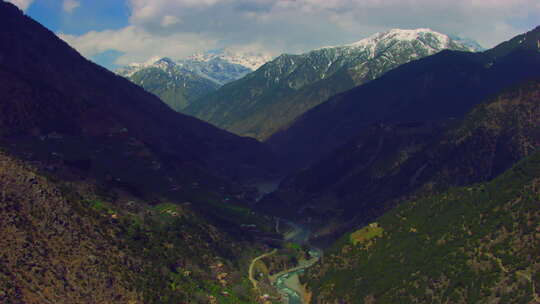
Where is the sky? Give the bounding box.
[7,0,540,70]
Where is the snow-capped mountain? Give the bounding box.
[115,49,273,112]
[115,56,168,78]
[117,48,273,85]
[176,57,253,86]
[343,28,478,52]
[188,48,273,71]
[448,35,485,52]
[185,28,480,140]
[116,57,220,112]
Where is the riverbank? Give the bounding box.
[271,220,321,304]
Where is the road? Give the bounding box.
[248,249,277,293]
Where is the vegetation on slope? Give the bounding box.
[128,66,219,112]
[304,150,540,303]
[0,149,277,303]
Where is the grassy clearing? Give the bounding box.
[350,223,384,245]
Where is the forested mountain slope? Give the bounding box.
[303,149,540,303]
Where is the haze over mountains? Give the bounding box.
[1,0,539,303]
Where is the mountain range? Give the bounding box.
[116,50,272,111]
[184,29,479,140]
[267,25,540,172]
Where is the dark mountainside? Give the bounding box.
[0,2,281,303]
[303,149,540,303]
[185,30,473,140]
[259,80,540,244]
[0,1,275,182]
[267,26,540,172]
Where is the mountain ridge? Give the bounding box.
[267,26,540,172]
[185,28,477,140]
[116,50,272,112]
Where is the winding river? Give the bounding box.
[274,221,322,304]
[252,182,321,304]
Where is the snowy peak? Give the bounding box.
[348,28,447,47]
[116,56,177,77]
[117,48,273,82]
[188,48,273,70]
[326,28,473,60]
[313,28,476,56]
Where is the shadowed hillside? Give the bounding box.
[0,1,275,182]
[259,80,540,244]
[267,26,540,172]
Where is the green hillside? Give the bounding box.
[0,149,270,303]
[128,65,219,112]
[303,150,540,303]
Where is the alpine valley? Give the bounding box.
[1,1,539,304]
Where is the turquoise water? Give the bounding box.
[274,220,322,304]
[275,270,305,304]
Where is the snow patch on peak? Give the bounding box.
[310,28,476,61]
[127,56,162,68]
[387,28,445,41]
[143,56,165,66]
[188,48,273,70]
[347,28,448,48]
[116,56,177,77]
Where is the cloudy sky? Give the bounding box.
[8,0,540,70]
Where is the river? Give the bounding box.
[274,220,321,304]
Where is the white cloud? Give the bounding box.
[161,15,181,27]
[63,0,80,13]
[59,26,219,65]
[122,0,539,48]
[6,0,34,11]
[60,0,540,67]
